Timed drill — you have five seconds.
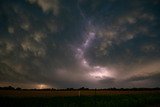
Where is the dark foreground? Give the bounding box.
[0,90,160,107]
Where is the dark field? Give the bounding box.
[0,90,160,107]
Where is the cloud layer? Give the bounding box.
[0,0,160,88]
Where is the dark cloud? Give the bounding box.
[98,77,116,87]
[0,62,36,84]
[0,0,160,88]
[83,0,160,67]
[127,73,160,82]
[125,72,160,87]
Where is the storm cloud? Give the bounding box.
[0,0,160,89]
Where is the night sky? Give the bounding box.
[0,0,160,89]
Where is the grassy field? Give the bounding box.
[0,90,160,107]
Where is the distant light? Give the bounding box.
[36,84,49,89]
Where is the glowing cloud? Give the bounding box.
[89,66,113,80]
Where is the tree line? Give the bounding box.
[0,86,160,91]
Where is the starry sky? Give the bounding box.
[0,0,160,89]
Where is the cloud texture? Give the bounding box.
[0,0,160,88]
